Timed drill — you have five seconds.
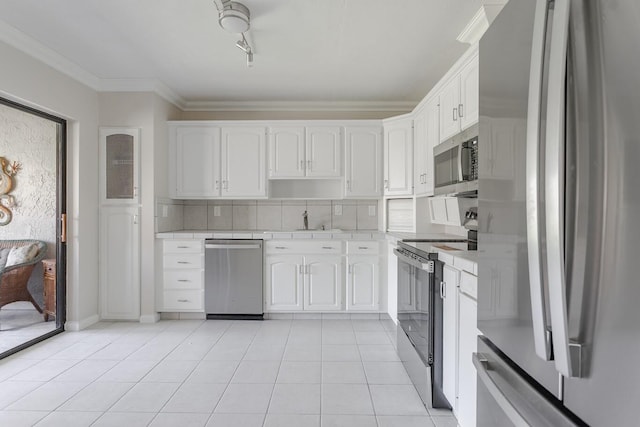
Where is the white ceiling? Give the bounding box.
[0,0,487,109]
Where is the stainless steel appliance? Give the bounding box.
[394,239,466,409]
[477,0,638,425]
[204,239,263,319]
[433,127,478,196]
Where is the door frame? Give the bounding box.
[0,96,67,359]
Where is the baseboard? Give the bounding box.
[139,313,160,323]
[65,314,99,331]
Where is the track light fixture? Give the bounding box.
[214,0,255,67]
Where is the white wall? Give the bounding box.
[98,92,180,321]
[0,40,100,330]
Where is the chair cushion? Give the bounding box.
[0,247,10,271]
[6,243,39,267]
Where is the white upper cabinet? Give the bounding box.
[439,53,479,142]
[269,127,306,178]
[100,127,140,205]
[268,125,342,179]
[305,126,342,178]
[383,117,413,196]
[221,126,267,198]
[171,125,221,198]
[459,56,479,131]
[413,99,438,197]
[170,123,266,199]
[344,126,383,198]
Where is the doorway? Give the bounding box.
[0,96,66,358]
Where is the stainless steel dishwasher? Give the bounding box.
[204,239,263,319]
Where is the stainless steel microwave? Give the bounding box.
[433,133,478,196]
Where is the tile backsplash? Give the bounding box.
[157,198,380,232]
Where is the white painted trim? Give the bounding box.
[65,314,100,331]
[0,20,417,113]
[139,313,160,323]
[182,100,416,113]
[457,4,507,45]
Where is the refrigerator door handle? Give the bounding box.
[545,0,581,378]
[525,0,554,362]
[473,353,529,427]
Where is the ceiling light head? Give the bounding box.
[218,1,250,33]
[246,51,254,67]
[235,37,250,53]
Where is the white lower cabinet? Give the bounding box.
[99,206,140,320]
[265,255,304,311]
[304,255,342,311]
[442,264,460,410]
[264,239,382,313]
[440,259,479,427]
[265,253,342,312]
[346,256,379,311]
[458,271,479,427]
[159,239,204,312]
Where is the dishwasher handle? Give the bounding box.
[205,244,262,250]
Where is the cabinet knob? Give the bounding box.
[177,261,190,264]
[177,299,190,303]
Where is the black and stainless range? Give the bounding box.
[394,240,466,409]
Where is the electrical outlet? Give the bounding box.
[214,206,221,217]
[368,205,376,216]
[334,204,343,216]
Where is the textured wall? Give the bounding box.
[0,103,58,306]
[0,103,57,254]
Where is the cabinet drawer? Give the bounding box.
[453,256,476,275]
[164,270,203,290]
[346,241,379,255]
[163,290,203,311]
[164,239,202,254]
[460,270,478,300]
[164,254,203,269]
[266,240,342,254]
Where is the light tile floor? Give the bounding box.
[0,302,57,355]
[0,319,458,427]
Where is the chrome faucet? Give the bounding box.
[302,210,309,230]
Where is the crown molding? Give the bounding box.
[182,100,416,112]
[457,3,507,45]
[0,19,101,90]
[0,19,415,113]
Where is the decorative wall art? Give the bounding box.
[0,157,21,225]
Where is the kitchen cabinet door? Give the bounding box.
[347,256,379,311]
[173,126,220,198]
[413,99,438,197]
[305,126,342,177]
[459,55,479,131]
[265,255,304,311]
[269,126,306,178]
[304,255,342,311]
[458,285,479,427]
[442,264,460,410]
[100,127,140,205]
[344,126,382,198]
[439,76,462,142]
[413,107,428,197]
[384,118,413,196]
[99,206,140,320]
[221,126,267,198]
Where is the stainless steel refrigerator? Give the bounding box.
[477,0,640,425]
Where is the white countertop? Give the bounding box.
[156,229,384,240]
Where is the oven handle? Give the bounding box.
[393,248,433,271]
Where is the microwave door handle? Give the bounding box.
[526,0,554,362]
[457,145,464,183]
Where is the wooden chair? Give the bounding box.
[0,240,47,313]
